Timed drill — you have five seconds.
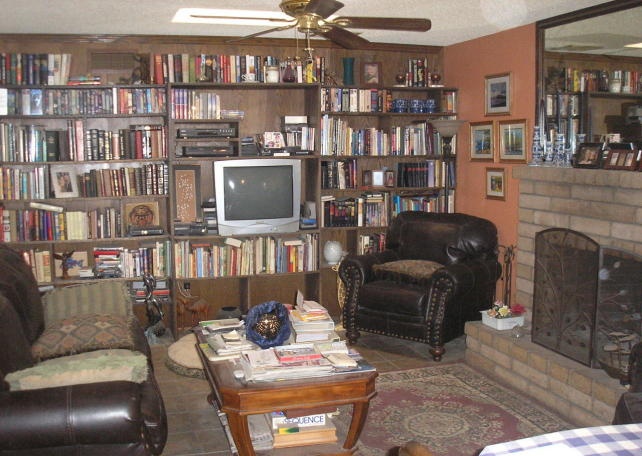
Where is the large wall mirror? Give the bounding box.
[536,0,642,146]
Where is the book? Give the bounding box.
[271,411,327,430]
[272,420,337,448]
[274,344,322,363]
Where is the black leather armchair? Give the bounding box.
[339,211,501,361]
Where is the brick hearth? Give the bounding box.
[465,321,626,427]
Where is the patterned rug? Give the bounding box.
[338,363,573,456]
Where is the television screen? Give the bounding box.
[223,165,293,220]
[213,159,301,235]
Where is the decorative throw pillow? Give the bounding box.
[31,314,136,361]
[373,260,443,286]
[6,349,148,391]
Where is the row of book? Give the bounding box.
[320,192,390,228]
[151,53,328,85]
[320,87,456,114]
[0,122,167,163]
[1,204,122,242]
[70,162,169,198]
[10,243,170,284]
[396,159,448,188]
[358,232,387,255]
[173,233,319,279]
[0,87,167,117]
[321,159,358,189]
[0,53,72,86]
[546,66,642,94]
[320,116,450,157]
[391,192,452,216]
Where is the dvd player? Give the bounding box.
[177,127,237,138]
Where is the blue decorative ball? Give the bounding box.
[245,301,291,348]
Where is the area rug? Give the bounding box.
[337,363,574,456]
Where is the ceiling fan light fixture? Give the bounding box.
[172,8,291,26]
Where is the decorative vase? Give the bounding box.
[323,241,344,265]
[342,57,355,86]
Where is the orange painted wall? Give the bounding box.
[443,24,537,303]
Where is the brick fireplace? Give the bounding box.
[465,166,642,427]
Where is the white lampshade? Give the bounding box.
[430,119,467,137]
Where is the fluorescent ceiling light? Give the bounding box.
[173,8,292,26]
[625,42,642,48]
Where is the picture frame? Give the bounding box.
[498,119,527,162]
[50,164,79,198]
[173,165,201,222]
[54,250,89,279]
[384,171,395,187]
[485,72,511,115]
[603,144,638,170]
[362,62,381,86]
[124,201,160,232]
[485,167,506,200]
[573,143,604,168]
[470,121,494,161]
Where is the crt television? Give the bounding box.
[213,158,302,235]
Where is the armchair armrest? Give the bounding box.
[339,250,400,285]
[0,381,145,451]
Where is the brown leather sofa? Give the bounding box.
[339,211,501,361]
[0,244,167,455]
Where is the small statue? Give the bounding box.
[144,273,165,337]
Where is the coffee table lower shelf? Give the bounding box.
[196,344,377,456]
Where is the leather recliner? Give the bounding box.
[0,244,167,455]
[339,211,501,361]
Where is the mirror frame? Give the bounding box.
[535,0,642,122]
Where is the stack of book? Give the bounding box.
[197,318,260,361]
[288,299,338,343]
[239,346,334,382]
[270,411,337,448]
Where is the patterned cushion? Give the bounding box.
[373,260,443,286]
[31,314,136,361]
[6,349,148,391]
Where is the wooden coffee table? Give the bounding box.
[196,344,378,456]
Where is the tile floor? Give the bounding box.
[152,330,467,456]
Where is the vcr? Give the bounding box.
[177,127,237,138]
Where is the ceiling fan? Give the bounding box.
[216,0,431,49]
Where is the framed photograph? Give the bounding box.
[470,121,494,161]
[173,165,201,222]
[384,171,395,187]
[485,72,511,115]
[53,250,89,279]
[50,165,79,198]
[124,201,160,231]
[486,167,506,200]
[362,62,381,86]
[498,119,527,162]
[603,143,636,170]
[573,143,604,168]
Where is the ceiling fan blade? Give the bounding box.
[335,17,431,31]
[304,0,344,19]
[225,23,296,43]
[320,26,371,49]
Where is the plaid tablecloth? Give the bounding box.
[479,424,642,456]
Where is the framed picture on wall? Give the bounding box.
[498,119,527,162]
[485,167,506,200]
[362,62,381,86]
[485,72,511,115]
[470,121,494,161]
[173,165,201,223]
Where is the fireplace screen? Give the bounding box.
[532,229,599,366]
[533,228,642,379]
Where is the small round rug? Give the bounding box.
[165,333,205,379]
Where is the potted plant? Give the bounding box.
[481,301,526,330]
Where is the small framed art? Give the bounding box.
[470,121,494,161]
[125,201,160,230]
[363,62,381,86]
[173,165,201,222]
[50,165,79,198]
[485,72,511,115]
[486,167,506,200]
[498,119,527,162]
[603,144,638,170]
[573,143,603,168]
